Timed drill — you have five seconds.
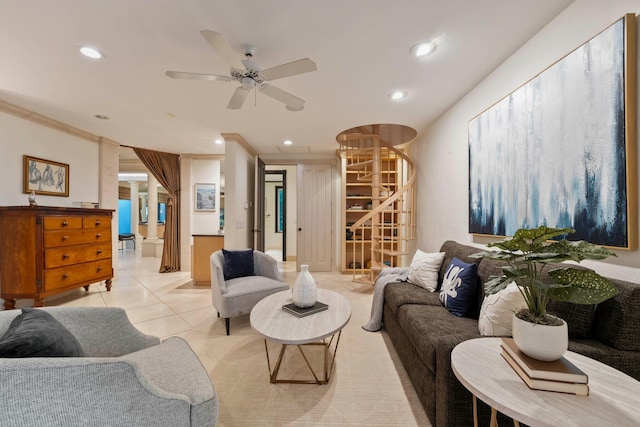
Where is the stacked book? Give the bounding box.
[282,301,329,317]
[500,338,589,396]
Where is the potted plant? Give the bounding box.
[472,226,618,361]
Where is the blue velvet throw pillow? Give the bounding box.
[438,257,479,317]
[0,308,85,357]
[222,249,255,280]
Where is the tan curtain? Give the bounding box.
[132,147,181,273]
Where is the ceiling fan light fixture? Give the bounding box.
[241,77,255,90]
[79,46,103,59]
[390,90,407,101]
[285,104,304,112]
[410,41,436,57]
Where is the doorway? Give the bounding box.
[265,170,286,261]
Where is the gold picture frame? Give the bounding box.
[23,155,69,197]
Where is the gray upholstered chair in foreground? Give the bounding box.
[0,307,218,427]
[210,249,289,335]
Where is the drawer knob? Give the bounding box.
[62,220,69,226]
[62,235,69,241]
[97,267,103,272]
[62,274,69,279]
[96,233,102,238]
[62,253,70,259]
[97,249,103,255]
[95,220,101,226]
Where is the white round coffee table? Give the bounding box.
[451,338,640,427]
[250,288,351,384]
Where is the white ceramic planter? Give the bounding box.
[512,313,568,361]
[292,264,318,308]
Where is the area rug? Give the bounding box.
[180,271,431,426]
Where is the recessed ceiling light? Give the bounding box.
[410,41,436,57]
[283,140,293,145]
[390,91,407,101]
[94,114,110,120]
[215,139,224,145]
[79,46,104,59]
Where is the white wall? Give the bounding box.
[224,141,255,249]
[191,158,222,234]
[264,180,281,250]
[415,0,640,282]
[284,165,298,259]
[0,112,100,206]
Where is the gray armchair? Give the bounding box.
[210,249,289,335]
[0,307,218,427]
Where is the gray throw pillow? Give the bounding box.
[0,308,85,357]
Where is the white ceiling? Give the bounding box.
[0,0,573,158]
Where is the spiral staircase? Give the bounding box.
[337,124,417,285]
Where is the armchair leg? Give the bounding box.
[225,318,230,335]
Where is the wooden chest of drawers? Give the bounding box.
[0,206,114,309]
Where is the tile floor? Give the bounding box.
[18,248,297,339]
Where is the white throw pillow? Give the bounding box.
[407,250,446,291]
[478,282,526,336]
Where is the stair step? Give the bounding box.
[353,276,375,285]
[375,249,410,256]
[346,159,374,169]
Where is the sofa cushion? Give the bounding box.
[407,250,446,291]
[439,257,479,318]
[592,278,640,351]
[546,300,597,339]
[0,308,85,357]
[384,282,442,315]
[478,282,525,336]
[222,249,254,280]
[396,304,480,374]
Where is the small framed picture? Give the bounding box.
[23,155,69,197]
[195,183,216,211]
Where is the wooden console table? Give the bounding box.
[191,233,224,286]
[0,206,114,309]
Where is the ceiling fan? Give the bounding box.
[166,30,317,111]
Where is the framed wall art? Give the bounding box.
[275,185,284,233]
[23,155,69,197]
[468,14,637,249]
[195,183,216,211]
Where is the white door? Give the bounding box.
[297,163,333,271]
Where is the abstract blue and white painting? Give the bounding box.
[469,17,632,247]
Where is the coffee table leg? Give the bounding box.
[473,395,479,427]
[297,345,321,383]
[262,331,344,384]
[490,407,498,427]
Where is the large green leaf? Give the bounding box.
[470,250,518,261]
[548,268,619,304]
[487,226,574,253]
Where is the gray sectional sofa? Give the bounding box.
[0,307,218,427]
[382,240,640,427]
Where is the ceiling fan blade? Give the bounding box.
[165,71,234,81]
[260,58,317,81]
[227,87,251,110]
[200,30,244,70]
[260,84,305,109]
